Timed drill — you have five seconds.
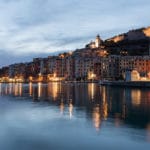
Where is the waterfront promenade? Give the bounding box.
[100,80,150,87]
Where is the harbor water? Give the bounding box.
[0,82,150,150]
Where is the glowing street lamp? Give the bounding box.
[88,71,96,81]
[53,73,56,78]
[29,76,33,82]
[38,73,43,82]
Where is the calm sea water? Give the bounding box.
[0,82,150,150]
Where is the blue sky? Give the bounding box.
[0,0,150,66]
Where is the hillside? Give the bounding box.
[104,26,150,55]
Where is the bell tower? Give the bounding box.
[95,34,102,48]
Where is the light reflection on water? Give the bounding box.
[0,82,150,150]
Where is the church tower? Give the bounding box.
[95,34,102,48]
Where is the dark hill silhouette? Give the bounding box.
[104,27,150,55]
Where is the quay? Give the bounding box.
[99,81,150,88]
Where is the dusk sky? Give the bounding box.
[0,0,150,66]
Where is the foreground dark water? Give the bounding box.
[0,82,150,150]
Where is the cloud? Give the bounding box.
[0,0,150,66]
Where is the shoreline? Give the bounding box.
[1,80,150,88]
[99,80,150,87]
[0,80,98,84]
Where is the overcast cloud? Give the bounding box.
[0,0,150,66]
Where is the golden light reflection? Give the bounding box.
[102,86,106,102]
[8,83,13,94]
[5,85,8,95]
[52,82,59,100]
[29,82,33,96]
[101,86,108,120]
[69,100,73,119]
[103,101,108,120]
[48,82,59,100]
[60,99,64,114]
[88,71,96,80]
[38,82,42,98]
[53,73,56,78]
[14,83,19,96]
[19,83,22,96]
[92,106,101,130]
[29,76,33,82]
[38,74,43,82]
[131,90,141,106]
[88,83,95,100]
[47,73,65,82]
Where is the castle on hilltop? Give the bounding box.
[86,35,103,49]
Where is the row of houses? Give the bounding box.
[95,55,150,80]
[0,50,150,82]
[1,34,149,82]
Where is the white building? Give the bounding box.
[86,35,103,49]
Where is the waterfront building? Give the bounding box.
[119,56,150,78]
[74,56,96,80]
[125,70,140,81]
[93,56,120,80]
[47,56,57,76]
[32,58,42,76]
[55,54,68,78]
[8,63,26,82]
[25,62,35,80]
[0,66,9,82]
[94,55,150,81]
[47,53,72,81]
[66,56,75,80]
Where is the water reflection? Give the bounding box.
[92,105,101,130]
[60,99,64,115]
[29,82,33,96]
[103,98,108,120]
[8,83,13,94]
[131,89,141,106]
[38,82,42,98]
[0,83,23,96]
[19,83,22,96]
[48,82,60,100]
[88,83,96,100]
[0,83,150,131]
[69,100,73,119]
